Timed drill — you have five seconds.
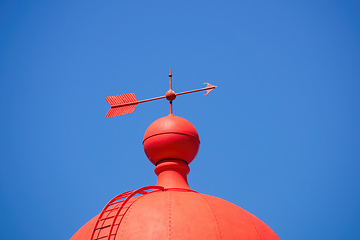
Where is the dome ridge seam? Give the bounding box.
[118,194,146,239]
[236,205,263,240]
[197,193,223,240]
[168,191,172,240]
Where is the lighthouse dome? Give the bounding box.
[70,114,280,240]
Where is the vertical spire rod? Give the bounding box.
[165,69,176,115]
[169,69,173,114]
[169,68,173,90]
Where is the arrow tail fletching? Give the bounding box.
[105,104,138,117]
[105,93,138,117]
[105,93,137,106]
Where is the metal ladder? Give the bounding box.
[90,186,164,240]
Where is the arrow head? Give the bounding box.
[203,83,218,95]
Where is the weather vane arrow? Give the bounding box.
[105,69,217,118]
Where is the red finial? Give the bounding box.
[143,114,200,189]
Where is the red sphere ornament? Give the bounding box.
[165,89,176,101]
[143,114,200,165]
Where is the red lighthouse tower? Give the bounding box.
[70,71,280,240]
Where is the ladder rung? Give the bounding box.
[103,207,120,213]
[104,204,131,213]
[94,235,108,240]
[109,201,122,206]
[111,196,137,205]
[113,193,132,200]
[99,215,115,221]
[94,224,111,231]
[109,200,133,206]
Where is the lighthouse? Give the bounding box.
[70,71,280,240]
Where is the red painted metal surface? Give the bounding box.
[105,69,217,117]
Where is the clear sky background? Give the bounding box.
[1,1,359,239]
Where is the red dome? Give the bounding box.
[143,114,200,165]
[71,114,280,240]
[71,189,280,240]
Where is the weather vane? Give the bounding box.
[105,69,217,118]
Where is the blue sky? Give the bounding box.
[0,1,359,239]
